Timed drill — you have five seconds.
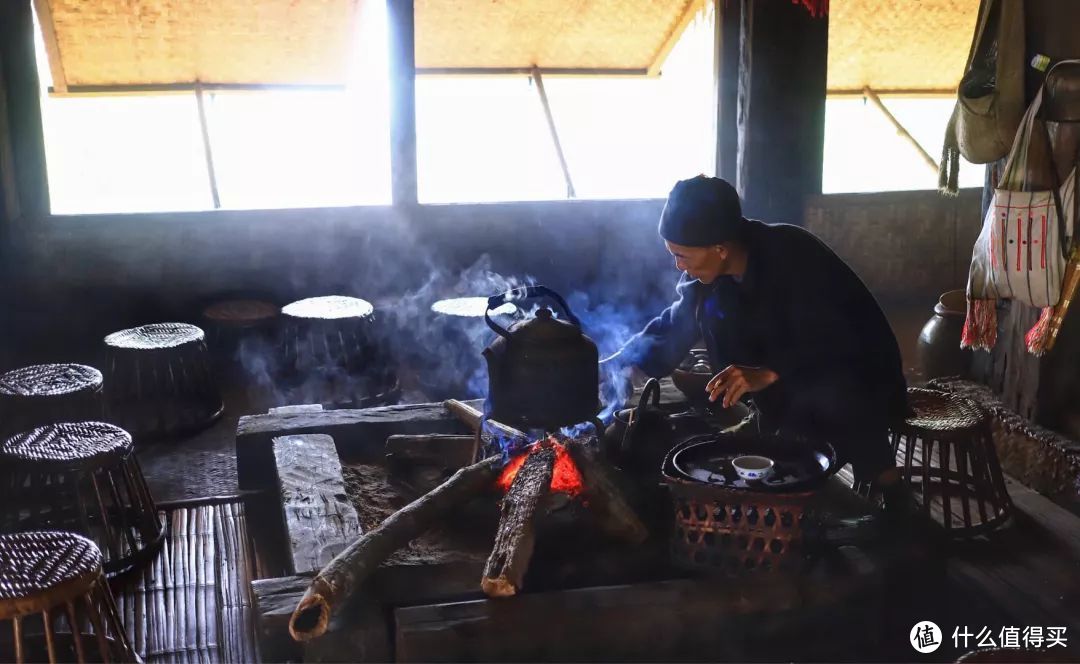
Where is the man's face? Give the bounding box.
[665,240,727,284]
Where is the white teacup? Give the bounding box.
[732,455,775,482]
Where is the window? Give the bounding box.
[33,0,390,214]
[415,1,717,203]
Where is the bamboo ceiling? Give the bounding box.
[827,0,979,94]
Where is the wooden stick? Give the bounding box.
[288,455,504,642]
[443,399,530,450]
[385,434,478,468]
[481,446,555,598]
[863,86,938,173]
[565,440,648,545]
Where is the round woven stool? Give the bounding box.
[0,422,165,577]
[280,296,399,407]
[0,531,137,663]
[0,364,103,438]
[103,323,223,437]
[891,388,1013,536]
[201,298,280,361]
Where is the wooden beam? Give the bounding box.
[863,86,937,174]
[48,82,345,97]
[647,0,705,77]
[29,0,66,94]
[194,83,221,209]
[531,66,575,199]
[387,0,418,206]
[417,67,650,77]
[273,434,362,575]
[828,88,956,98]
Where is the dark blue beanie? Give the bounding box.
[658,176,745,246]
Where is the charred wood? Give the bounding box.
[481,446,555,598]
[289,454,504,642]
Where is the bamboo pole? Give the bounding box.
[532,66,576,199]
[863,86,938,173]
[195,82,222,209]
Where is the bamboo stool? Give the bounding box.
[891,388,1013,536]
[200,298,280,362]
[0,531,138,664]
[0,364,103,438]
[280,296,399,407]
[103,323,223,438]
[0,422,165,577]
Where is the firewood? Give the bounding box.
[565,440,648,545]
[385,434,478,469]
[289,454,505,642]
[481,446,556,598]
[444,399,528,443]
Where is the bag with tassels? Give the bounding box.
[963,62,1079,355]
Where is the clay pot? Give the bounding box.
[917,289,973,379]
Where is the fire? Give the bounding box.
[496,436,584,497]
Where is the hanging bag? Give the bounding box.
[940,0,1025,194]
[963,61,1080,352]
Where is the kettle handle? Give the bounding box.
[638,377,662,412]
[485,285,582,339]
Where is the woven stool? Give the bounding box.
[891,388,1013,536]
[0,364,103,438]
[0,531,137,663]
[280,296,399,407]
[201,298,280,360]
[104,323,223,437]
[0,422,165,577]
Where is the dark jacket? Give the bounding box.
[622,219,908,439]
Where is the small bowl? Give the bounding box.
[732,455,775,481]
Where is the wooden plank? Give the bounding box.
[273,434,363,575]
[237,401,473,489]
[384,434,477,468]
[393,569,889,663]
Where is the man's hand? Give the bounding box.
[706,365,779,408]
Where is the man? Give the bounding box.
[608,175,911,511]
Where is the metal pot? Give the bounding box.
[482,285,600,431]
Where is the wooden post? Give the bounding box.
[735,0,827,224]
[714,0,741,182]
[0,0,49,222]
[387,0,418,206]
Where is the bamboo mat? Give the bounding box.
[111,500,259,664]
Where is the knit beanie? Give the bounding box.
[658,175,745,246]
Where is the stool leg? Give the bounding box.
[64,602,88,664]
[956,444,973,528]
[940,440,953,529]
[82,591,111,661]
[42,608,58,664]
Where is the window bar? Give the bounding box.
[194,82,222,209]
[531,66,576,199]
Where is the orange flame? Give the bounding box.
[496,437,584,497]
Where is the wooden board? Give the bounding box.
[274,434,363,575]
[238,402,475,489]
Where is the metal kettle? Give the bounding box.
[482,285,600,431]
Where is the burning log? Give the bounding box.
[565,440,648,545]
[288,454,505,642]
[482,444,556,598]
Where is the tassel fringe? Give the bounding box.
[961,299,997,351]
[1025,306,1056,356]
